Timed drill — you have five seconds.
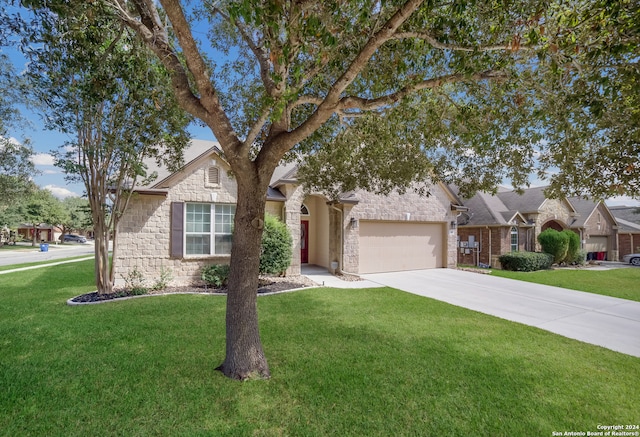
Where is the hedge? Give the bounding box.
[498,251,554,272]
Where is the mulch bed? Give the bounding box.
[70,277,316,304]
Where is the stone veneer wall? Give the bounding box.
[344,185,458,270]
[534,198,574,251]
[114,157,238,286]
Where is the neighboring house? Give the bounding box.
[17,224,62,243]
[453,186,619,266]
[114,139,463,286]
[609,206,640,258]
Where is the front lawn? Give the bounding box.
[1,260,638,435]
[491,267,640,302]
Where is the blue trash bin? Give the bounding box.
[40,243,49,252]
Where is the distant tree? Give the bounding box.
[21,1,191,294]
[24,188,67,246]
[0,138,37,208]
[0,30,37,208]
[58,197,92,243]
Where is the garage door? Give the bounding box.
[585,236,608,252]
[358,221,444,274]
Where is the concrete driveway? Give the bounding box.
[361,269,640,358]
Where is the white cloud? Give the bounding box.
[42,169,58,175]
[43,185,81,199]
[31,153,56,166]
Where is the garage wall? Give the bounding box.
[358,221,445,273]
[343,183,458,272]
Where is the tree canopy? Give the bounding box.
[19,0,639,379]
[20,0,192,293]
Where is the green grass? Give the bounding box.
[491,267,640,302]
[1,260,639,436]
[0,243,34,251]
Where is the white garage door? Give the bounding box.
[585,236,608,252]
[358,221,444,274]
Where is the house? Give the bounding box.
[454,186,620,266]
[609,206,640,258]
[114,139,463,286]
[16,224,62,243]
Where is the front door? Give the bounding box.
[300,220,309,264]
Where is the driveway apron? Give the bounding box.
[362,269,640,358]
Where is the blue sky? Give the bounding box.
[3,36,638,206]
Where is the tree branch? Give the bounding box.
[338,70,509,112]
[108,0,243,157]
[212,7,277,95]
[243,106,271,148]
[283,0,426,150]
[391,31,536,52]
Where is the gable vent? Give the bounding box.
[207,166,220,185]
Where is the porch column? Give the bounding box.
[283,184,305,276]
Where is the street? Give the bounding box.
[0,242,95,267]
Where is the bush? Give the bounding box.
[562,230,581,264]
[151,267,173,291]
[201,264,230,287]
[259,213,293,275]
[498,251,554,272]
[537,229,569,264]
[123,267,148,295]
[571,249,587,266]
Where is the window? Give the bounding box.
[510,226,518,252]
[185,203,235,255]
[300,204,309,215]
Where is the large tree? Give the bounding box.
[97,0,637,379]
[21,1,191,294]
[0,21,37,208]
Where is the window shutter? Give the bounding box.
[208,166,220,185]
[170,202,184,258]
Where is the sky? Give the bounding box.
[2,23,638,207]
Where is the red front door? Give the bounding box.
[300,220,309,264]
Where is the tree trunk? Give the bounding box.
[217,174,271,380]
[93,213,113,295]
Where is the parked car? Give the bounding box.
[60,234,87,243]
[622,253,640,266]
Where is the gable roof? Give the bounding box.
[144,139,224,189]
[455,185,615,229]
[497,186,548,213]
[609,206,640,225]
[566,196,613,228]
[452,185,529,226]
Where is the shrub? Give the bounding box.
[151,267,173,291]
[571,249,587,266]
[201,264,230,288]
[562,230,581,264]
[123,267,148,295]
[498,251,554,272]
[259,213,293,275]
[537,229,569,264]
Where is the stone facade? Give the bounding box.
[115,156,237,286]
[116,150,458,285]
[345,185,458,269]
